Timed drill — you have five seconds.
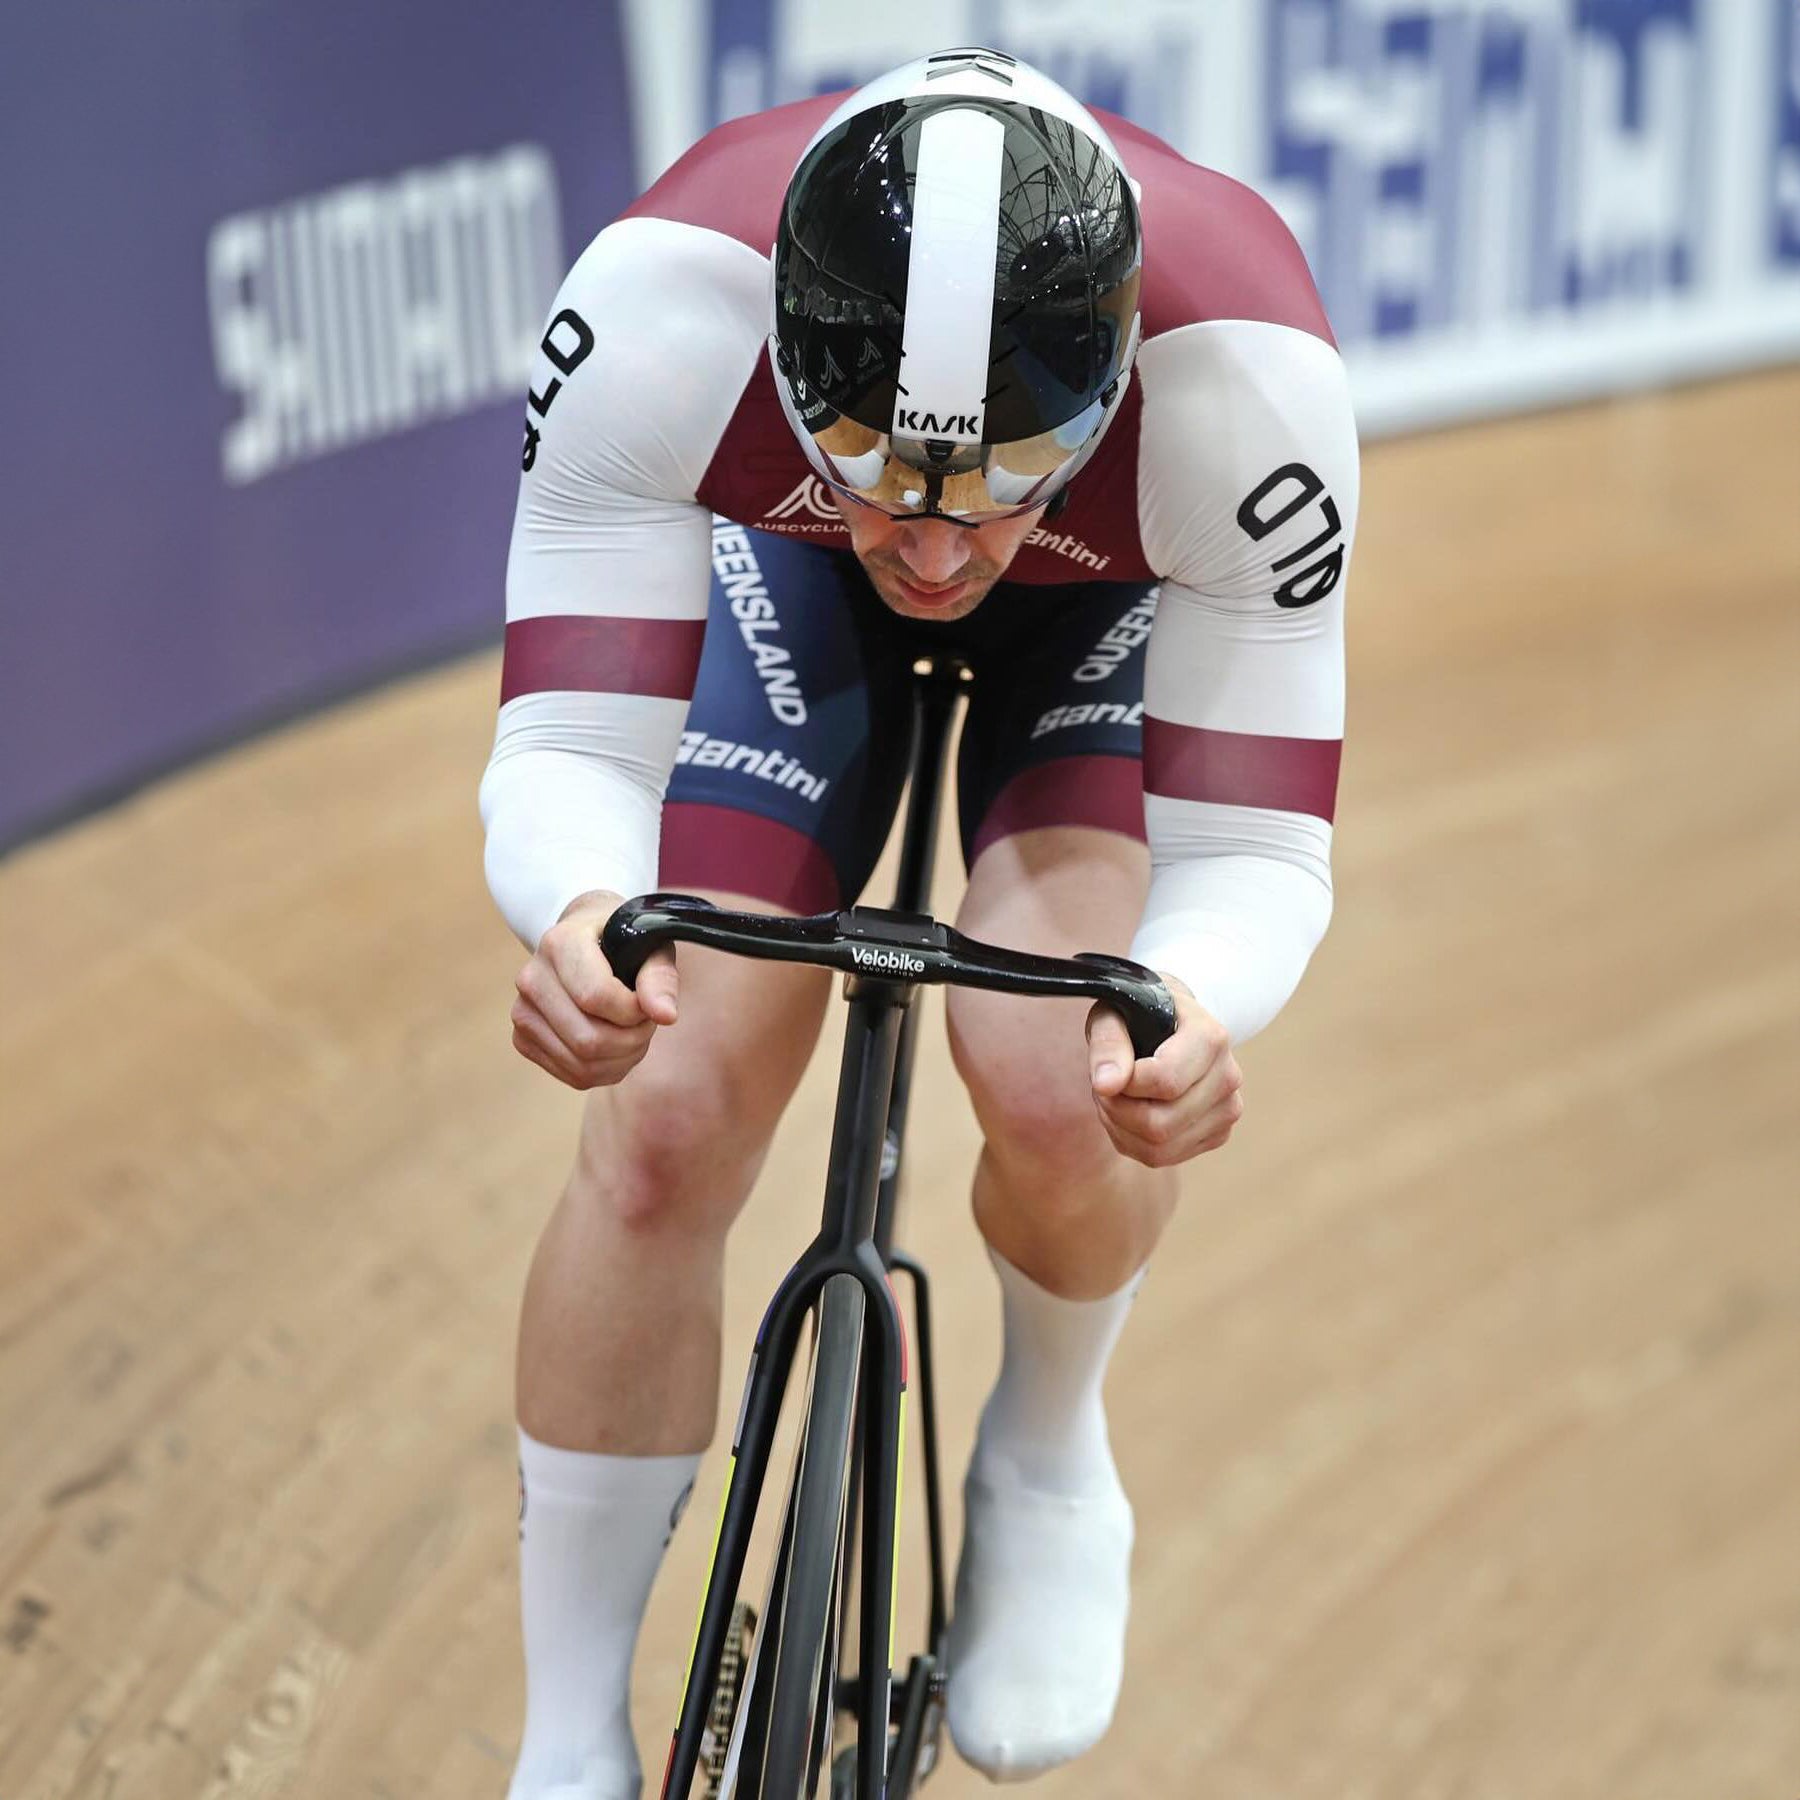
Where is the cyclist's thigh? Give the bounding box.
[949,582,1158,1100]
[660,523,912,915]
[948,829,1149,1133]
[583,528,915,1189]
[578,887,832,1207]
[955,577,1158,888]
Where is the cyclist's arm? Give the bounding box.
[1132,318,1359,1044]
[478,218,767,949]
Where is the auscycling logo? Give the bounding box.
[850,946,926,975]
[768,475,837,520]
[761,475,846,536]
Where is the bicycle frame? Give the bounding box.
[649,661,959,1799]
[607,659,1175,1799]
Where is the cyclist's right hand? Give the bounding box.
[509,891,680,1089]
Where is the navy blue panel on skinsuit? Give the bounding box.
[661,520,911,913]
[661,522,1161,912]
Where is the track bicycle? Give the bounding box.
[602,657,1176,1799]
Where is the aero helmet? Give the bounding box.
[770,47,1142,524]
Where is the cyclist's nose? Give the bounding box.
[894,518,974,585]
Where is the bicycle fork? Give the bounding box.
[660,991,912,1799]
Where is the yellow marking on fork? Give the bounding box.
[680,1452,737,1699]
[890,1389,908,1666]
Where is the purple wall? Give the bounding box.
[0,4,636,846]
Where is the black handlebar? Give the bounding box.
[603,893,1178,1060]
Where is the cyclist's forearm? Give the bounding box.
[479,740,665,950]
[1130,849,1332,1045]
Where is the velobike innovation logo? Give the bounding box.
[850,946,927,975]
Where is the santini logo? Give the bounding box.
[850,946,926,975]
[895,407,979,437]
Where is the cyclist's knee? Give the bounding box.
[570,1041,775,1235]
[948,989,1112,1185]
[569,943,829,1233]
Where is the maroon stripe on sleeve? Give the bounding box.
[659,802,841,916]
[500,615,706,705]
[1143,718,1341,822]
[969,754,1146,865]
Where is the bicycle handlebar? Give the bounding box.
[603,893,1179,1060]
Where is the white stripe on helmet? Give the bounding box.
[796,48,1129,172]
[891,106,1003,447]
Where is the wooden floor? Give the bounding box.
[3,368,1797,1800]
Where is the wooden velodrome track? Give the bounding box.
[2,369,1796,1799]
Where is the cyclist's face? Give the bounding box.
[833,496,1046,623]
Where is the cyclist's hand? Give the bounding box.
[1086,978,1243,1167]
[509,891,679,1089]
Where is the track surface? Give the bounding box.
[3,371,1797,1798]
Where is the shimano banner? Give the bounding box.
[619,0,1800,430]
[1,3,634,847]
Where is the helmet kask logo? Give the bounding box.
[895,408,980,436]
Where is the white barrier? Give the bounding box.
[620,0,1800,436]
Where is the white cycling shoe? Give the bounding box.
[944,1465,1135,1783]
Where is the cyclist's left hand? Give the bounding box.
[1086,978,1243,1167]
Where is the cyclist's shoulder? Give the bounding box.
[520,211,770,503]
[1100,112,1334,349]
[558,208,764,326]
[545,91,844,362]
[526,98,843,513]
[620,91,844,253]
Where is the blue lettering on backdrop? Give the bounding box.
[1778,0,1800,262]
[710,0,782,121]
[1266,0,1702,343]
[683,3,1768,352]
[705,0,1147,120]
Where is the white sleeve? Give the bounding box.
[477,217,767,948]
[1132,320,1359,1043]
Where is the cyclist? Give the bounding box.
[482,47,1356,1799]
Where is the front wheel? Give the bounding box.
[758,1273,865,1797]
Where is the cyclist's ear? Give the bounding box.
[1085,1003,1133,1096]
[634,943,679,1027]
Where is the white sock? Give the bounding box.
[947,1250,1142,1782]
[973,1245,1141,1495]
[507,1430,701,1800]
